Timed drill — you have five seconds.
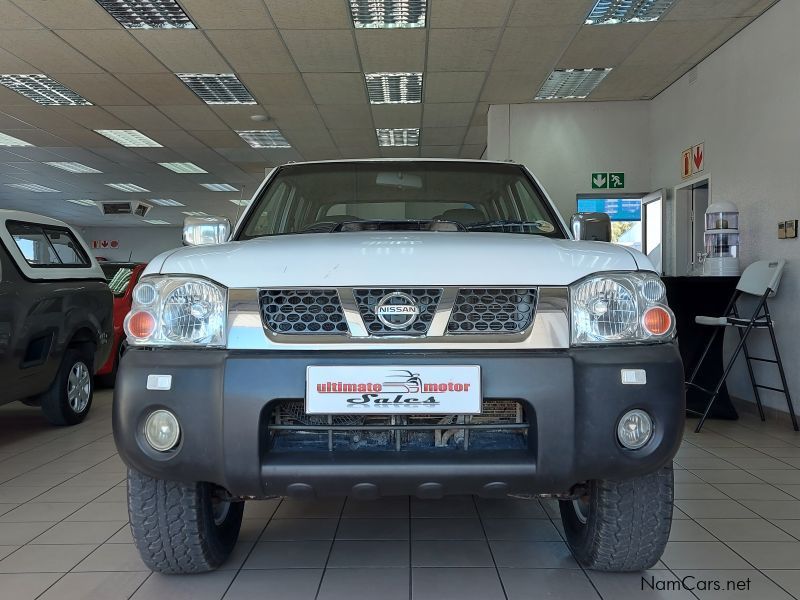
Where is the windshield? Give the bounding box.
[239,161,564,239]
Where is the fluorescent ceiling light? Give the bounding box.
[106,183,150,192]
[365,72,422,104]
[176,73,256,105]
[149,198,184,206]
[182,211,208,216]
[143,219,171,225]
[201,183,238,192]
[66,199,97,206]
[0,132,32,147]
[586,0,677,24]
[7,183,60,192]
[44,161,102,174]
[236,130,291,149]
[229,199,249,206]
[95,0,195,29]
[350,0,426,28]
[0,74,92,106]
[535,68,612,100]
[95,129,162,148]
[377,128,419,147]
[158,161,207,174]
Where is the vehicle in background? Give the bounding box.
[96,262,147,387]
[0,210,113,425]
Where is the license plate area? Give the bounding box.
[305,365,481,415]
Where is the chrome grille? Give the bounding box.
[447,289,538,334]
[354,288,442,335]
[259,289,348,335]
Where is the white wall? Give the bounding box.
[487,101,651,220]
[78,226,182,263]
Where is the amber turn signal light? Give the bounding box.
[642,306,672,336]
[126,311,156,339]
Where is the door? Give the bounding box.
[641,189,665,274]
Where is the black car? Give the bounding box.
[0,210,113,425]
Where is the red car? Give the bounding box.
[97,262,146,386]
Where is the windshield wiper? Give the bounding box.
[465,219,556,234]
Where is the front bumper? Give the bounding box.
[113,344,685,499]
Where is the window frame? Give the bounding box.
[6,220,91,269]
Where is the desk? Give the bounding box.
[663,276,740,420]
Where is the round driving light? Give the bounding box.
[640,278,666,303]
[133,282,158,306]
[125,311,156,340]
[144,410,180,452]
[617,409,653,450]
[642,306,672,336]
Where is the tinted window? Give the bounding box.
[6,221,90,268]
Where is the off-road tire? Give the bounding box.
[559,464,674,572]
[40,347,94,426]
[127,468,244,574]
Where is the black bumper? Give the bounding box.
[113,345,685,499]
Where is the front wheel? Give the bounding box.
[40,347,94,425]
[127,468,243,574]
[559,464,674,572]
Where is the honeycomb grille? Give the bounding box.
[259,289,349,335]
[447,289,537,334]
[354,289,441,335]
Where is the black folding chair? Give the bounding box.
[687,259,797,433]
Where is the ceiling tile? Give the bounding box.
[205,30,295,73]
[329,128,378,147]
[286,127,337,149]
[430,0,512,28]
[665,0,773,20]
[508,0,596,27]
[56,30,168,74]
[295,145,341,161]
[464,125,487,146]
[424,71,486,103]
[2,105,76,129]
[356,29,427,72]
[265,0,352,29]
[0,80,38,105]
[380,147,420,158]
[480,70,546,103]
[337,144,380,159]
[106,106,179,130]
[420,145,460,158]
[159,106,229,130]
[558,24,655,68]
[421,126,466,146]
[422,103,475,127]
[303,73,368,104]
[687,17,753,66]
[460,144,484,159]
[318,104,373,130]
[115,73,201,106]
[0,0,42,29]
[211,105,276,129]
[239,73,313,105]
[0,30,103,73]
[131,31,231,73]
[590,63,687,100]
[0,47,37,73]
[181,0,274,28]
[371,104,422,128]
[264,104,326,130]
[0,111,32,128]
[50,128,120,147]
[281,30,360,72]
[11,0,118,29]
[625,19,739,66]
[50,106,129,130]
[492,26,577,71]
[189,129,249,148]
[427,28,501,71]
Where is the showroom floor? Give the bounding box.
[1,393,800,599]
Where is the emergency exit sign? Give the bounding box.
[591,172,625,189]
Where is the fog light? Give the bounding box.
[144,410,180,452]
[617,409,652,449]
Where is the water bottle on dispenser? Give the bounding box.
[703,201,740,276]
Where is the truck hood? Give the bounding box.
[149,232,650,288]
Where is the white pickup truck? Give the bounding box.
[113,159,684,574]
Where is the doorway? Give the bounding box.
[674,178,710,275]
[576,194,643,251]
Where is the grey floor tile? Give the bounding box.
[764,570,800,598]
[673,470,704,483]
[674,570,793,600]
[38,571,149,600]
[474,497,546,518]
[218,541,257,570]
[775,484,800,499]
[242,498,280,519]
[0,573,63,600]
[65,501,128,522]
[243,540,332,569]
[674,483,727,499]
[259,518,339,541]
[412,567,505,600]
[0,543,97,573]
[482,518,561,541]
[490,541,578,568]
[223,569,323,600]
[105,524,134,544]
[335,517,409,540]
[675,457,737,470]
[740,500,800,519]
[697,518,793,542]
[668,519,717,542]
[675,499,758,519]
[0,521,54,545]
[92,486,127,503]
[727,541,800,569]
[501,568,600,600]
[708,447,771,458]
[727,457,794,469]
[237,518,268,542]
[274,498,344,519]
[0,486,50,503]
[690,470,763,484]
[318,567,408,600]
[589,569,705,600]
[411,540,493,567]
[131,571,237,600]
[750,470,800,485]
[327,540,409,568]
[0,502,83,522]
[73,543,147,571]
[410,518,484,540]
[714,483,794,500]
[31,521,125,545]
[32,485,111,503]
[342,496,409,518]
[661,541,751,569]
[411,496,477,518]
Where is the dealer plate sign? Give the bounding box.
[306,365,481,415]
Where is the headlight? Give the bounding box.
[570,272,674,345]
[124,276,227,347]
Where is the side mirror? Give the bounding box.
[570,212,611,242]
[183,216,231,246]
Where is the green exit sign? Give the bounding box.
[591,172,625,189]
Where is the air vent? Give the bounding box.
[97,201,152,217]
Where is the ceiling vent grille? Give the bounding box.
[365,73,423,104]
[98,201,152,217]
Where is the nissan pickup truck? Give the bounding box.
[113,159,684,574]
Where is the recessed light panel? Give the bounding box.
[586,0,677,24]
[177,73,256,105]
[143,219,171,225]
[0,133,32,147]
[350,0,426,28]
[182,211,209,216]
[95,129,162,147]
[66,199,97,206]
[0,74,92,106]
[95,0,195,29]
[158,162,207,174]
[535,68,612,100]
[377,128,419,147]
[44,161,102,174]
[365,72,422,104]
[7,183,60,192]
[201,183,238,192]
[235,130,291,149]
[149,198,184,206]
[229,199,249,206]
[106,183,150,192]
